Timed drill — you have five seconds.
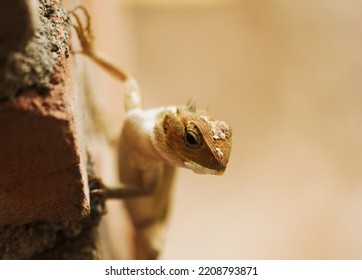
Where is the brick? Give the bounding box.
[0,0,90,226]
[0,55,90,225]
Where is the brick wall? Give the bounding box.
[0,0,104,259]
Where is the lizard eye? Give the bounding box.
[184,129,202,149]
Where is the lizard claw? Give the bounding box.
[89,178,109,200]
[69,6,95,56]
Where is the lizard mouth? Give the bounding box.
[184,161,225,175]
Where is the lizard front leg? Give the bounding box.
[91,180,152,199]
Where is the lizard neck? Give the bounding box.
[150,107,185,167]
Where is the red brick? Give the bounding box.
[0,59,90,225]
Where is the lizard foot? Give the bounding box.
[69,6,95,56]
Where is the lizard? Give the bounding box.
[69,7,232,259]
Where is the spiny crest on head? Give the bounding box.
[186,99,196,112]
[177,99,208,116]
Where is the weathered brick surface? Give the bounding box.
[0,59,90,225]
[0,0,90,226]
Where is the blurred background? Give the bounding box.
[72,0,362,259]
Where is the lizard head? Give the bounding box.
[153,101,232,175]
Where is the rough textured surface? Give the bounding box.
[0,83,89,225]
[0,0,109,259]
[0,162,105,260]
[0,0,69,101]
[0,0,90,225]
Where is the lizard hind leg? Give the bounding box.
[69,6,129,82]
[69,6,143,112]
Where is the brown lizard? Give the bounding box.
[70,7,232,259]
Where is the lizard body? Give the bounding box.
[119,101,231,258]
[70,7,232,259]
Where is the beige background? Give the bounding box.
[76,0,362,259]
